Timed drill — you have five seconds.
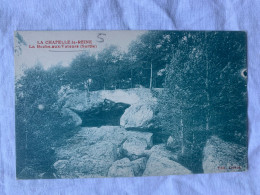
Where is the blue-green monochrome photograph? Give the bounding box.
[14,31,247,179]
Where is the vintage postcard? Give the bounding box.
[14,31,247,179]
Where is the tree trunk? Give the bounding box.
[25,128,28,164]
[205,33,210,131]
[180,109,184,155]
[206,60,209,131]
[131,69,133,88]
[149,61,153,90]
[181,118,184,155]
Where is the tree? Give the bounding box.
[14,32,27,56]
[67,52,98,90]
[157,31,247,172]
[15,64,70,178]
[205,32,247,146]
[96,45,123,90]
[128,31,176,88]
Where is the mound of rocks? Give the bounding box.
[143,144,191,176]
[60,88,159,129]
[203,136,247,173]
[54,126,153,178]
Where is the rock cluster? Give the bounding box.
[61,88,158,129]
[54,126,191,178]
[53,88,192,178]
[203,136,247,173]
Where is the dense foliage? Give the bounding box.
[15,31,247,176]
[157,32,247,172]
[15,65,68,178]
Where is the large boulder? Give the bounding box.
[203,136,247,173]
[120,104,154,128]
[107,158,135,177]
[53,160,70,178]
[62,88,157,112]
[61,88,159,129]
[54,126,127,160]
[107,157,148,177]
[143,153,192,176]
[75,141,118,176]
[54,127,126,178]
[126,131,153,148]
[144,144,177,159]
[122,131,153,160]
[142,144,191,176]
[72,126,127,146]
[60,108,82,129]
[62,91,103,112]
[54,126,155,178]
[166,136,180,151]
[100,89,141,105]
[67,99,130,127]
[131,157,147,176]
[55,141,117,178]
